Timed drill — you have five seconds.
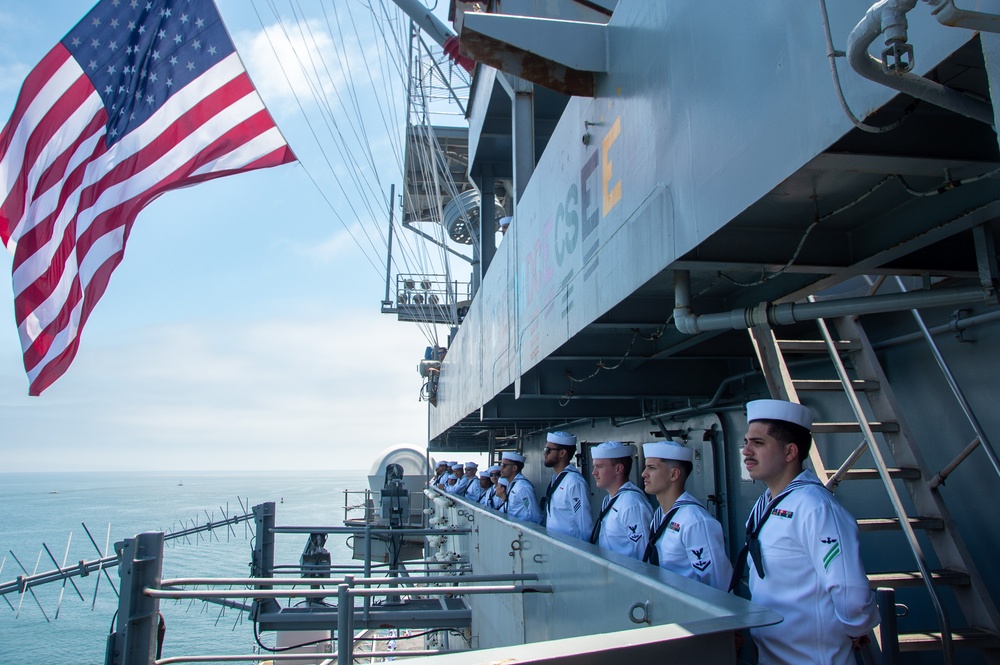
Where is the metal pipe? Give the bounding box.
[155,651,440,664]
[873,308,1000,348]
[337,584,351,665]
[162,574,538,587]
[893,276,1000,481]
[382,184,396,308]
[846,0,995,126]
[146,584,552,600]
[270,527,471,535]
[390,0,457,49]
[364,524,372,619]
[673,268,989,334]
[826,439,871,490]
[931,437,982,488]
[877,587,901,665]
[925,0,1000,32]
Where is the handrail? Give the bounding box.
[146,584,553,599]
[161,573,538,586]
[155,651,439,664]
[813,309,953,663]
[892,276,1000,481]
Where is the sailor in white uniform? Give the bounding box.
[589,441,652,560]
[735,399,878,665]
[641,441,732,591]
[479,465,503,508]
[444,463,466,494]
[495,451,541,524]
[464,467,488,502]
[452,462,476,495]
[540,432,594,540]
[431,461,449,488]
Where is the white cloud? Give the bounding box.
[0,310,435,471]
[235,19,353,116]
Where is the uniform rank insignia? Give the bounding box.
[822,538,842,570]
[573,498,581,513]
[628,524,642,542]
[667,521,681,532]
[771,508,794,519]
[691,549,711,571]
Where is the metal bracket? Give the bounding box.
[628,600,651,624]
[971,224,999,297]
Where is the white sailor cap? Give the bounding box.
[498,216,512,228]
[465,462,478,468]
[450,462,463,470]
[747,399,813,431]
[547,431,577,448]
[497,477,510,487]
[486,465,502,474]
[478,470,491,478]
[448,473,459,480]
[642,441,693,462]
[592,441,637,459]
[502,451,525,463]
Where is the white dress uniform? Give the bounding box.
[594,481,652,560]
[504,473,542,524]
[449,475,472,495]
[464,481,485,502]
[480,486,500,508]
[747,469,878,665]
[543,465,594,540]
[648,491,732,591]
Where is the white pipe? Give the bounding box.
[390,0,457,48]
[925,0,1000,32]
[672,270,993,334]
[847,0,995,126]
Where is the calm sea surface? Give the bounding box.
[0,471,369,664]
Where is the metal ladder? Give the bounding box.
[749,315,1000,664]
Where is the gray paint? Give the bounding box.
[432,0,976,438]
[430,488,779,657]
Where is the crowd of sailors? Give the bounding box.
[428,399,879,664]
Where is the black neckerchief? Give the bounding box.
[727,476,823,593]
[501,479,517,513]
[589,486,644,544]
[540,468,572,526]
[641,499,698,565]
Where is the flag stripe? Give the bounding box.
[20,97,289,371]
[1,0,295,394]
[0,47,80,203]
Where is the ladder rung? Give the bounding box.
[868,569,970,588]
[776,339,861,353]
[897,628,1000,652]
[857,517,944,532]
[792,379,879,391]
[827,467,921,481]
[813,421,900,434]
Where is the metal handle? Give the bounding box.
[628,600,650,624]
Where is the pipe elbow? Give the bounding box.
[673,307,700,335]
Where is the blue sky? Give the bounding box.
[0,0,461,471]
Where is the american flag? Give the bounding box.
[0,0,295,395]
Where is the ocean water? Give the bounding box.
[0,471,369,664]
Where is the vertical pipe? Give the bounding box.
[363,526,372,620]
[877,587,900,665]
[337,584,351,664]
[114,533,164,665]
[512,80,535,204]
[478,163,497,286]
[382,184,396,308]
